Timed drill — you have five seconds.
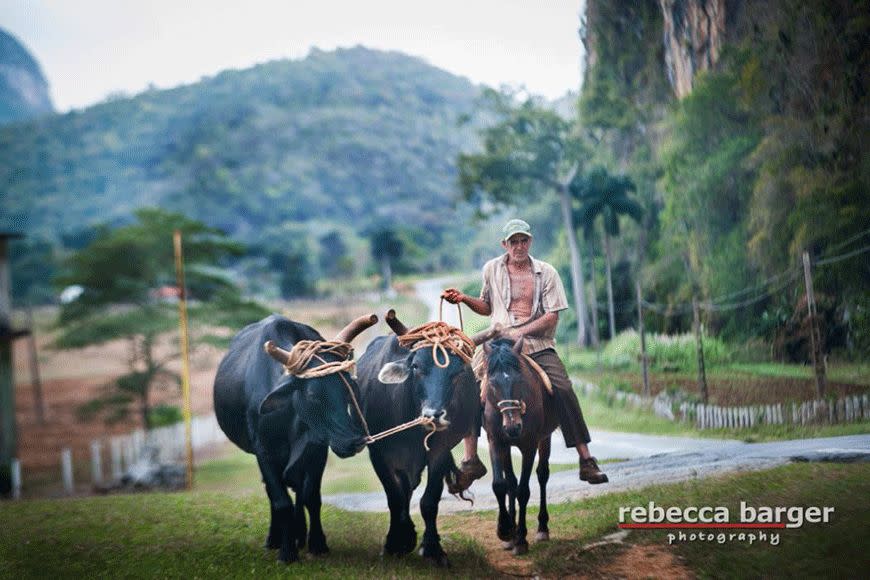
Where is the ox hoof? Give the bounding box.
[535,531,550,542]
[501,540,515,550]
[308,540,329,556]
[277,549,299,564]
[419,546,450,568]
[264,537,280,550]
[512,542,529,556]
[497,526,516,542]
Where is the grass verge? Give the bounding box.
[2,463,866,578]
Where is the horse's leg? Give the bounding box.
[419,453,450,567]
[301,445,329,554]
[255,452,298,563]
[512,446,536,556]
[535,435,551,542]
[371,450,416,555]
[504,445,519,540]
[488,439,516,546]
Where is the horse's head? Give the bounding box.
[484,337,526,438]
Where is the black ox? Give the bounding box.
[213,313,376,563]
[356,310,493,566]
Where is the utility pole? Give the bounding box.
[173,231,194,491]
[636,281,649,397]
[0,233,27,496]
[692,296,708,404]
[802,251,826,398]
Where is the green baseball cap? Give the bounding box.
[502,219,532,241]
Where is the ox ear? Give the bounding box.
[378,360,411,384]
[259,376,299,415]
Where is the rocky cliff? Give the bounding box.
[0,29,54,125]
[659,0,728,98]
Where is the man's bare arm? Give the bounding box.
[442,288,492,316]
[507,311,558,339]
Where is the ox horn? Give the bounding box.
[470,323,504,346]
[385,309,408,336]
[334,313,379,343]
[264,340,292,365]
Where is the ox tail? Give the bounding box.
[444,456,475,505]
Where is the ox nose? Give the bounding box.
[422,407,444,420]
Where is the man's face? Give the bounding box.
[502,234,532,263]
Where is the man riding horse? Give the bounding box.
[442,218,609,491]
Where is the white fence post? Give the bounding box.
[90,440,103,486]
[11,458,21,499]
[61,448,74,495]
[111,438,123,481]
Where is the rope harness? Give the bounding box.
[276,322,474,451]
[397,321,475,368]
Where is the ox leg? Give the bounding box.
[488,441,516,546]
[300,445,329,555]
[512,447,535,556]
[371,452,416,555]
[419,455,450,567]
[535,436,551,542]
[256,454,298,563]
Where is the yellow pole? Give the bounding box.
[173,230,194,490]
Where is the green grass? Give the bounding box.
[532,462,869,578]
[3,461,866,578]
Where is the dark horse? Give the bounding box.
[482,337,559,555]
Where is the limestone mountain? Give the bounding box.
[0,29,54,125]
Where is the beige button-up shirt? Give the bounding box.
[479,254,569,354]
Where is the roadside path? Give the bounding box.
[322,434,870,513]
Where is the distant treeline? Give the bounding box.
[1,47,496,300]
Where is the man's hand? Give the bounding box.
[501,327,524,341]
[441,288,465,304]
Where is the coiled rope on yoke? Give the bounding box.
[397,321,475,368]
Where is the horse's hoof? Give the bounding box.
[512,542,529,556]
[501,540,515,550]
[535,531,550,542]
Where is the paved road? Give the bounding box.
[322,434,870,513]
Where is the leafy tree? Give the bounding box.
[572,167,642,339]
[318,231,353,280]
[458,88,593,345]
[270,246,315,298]
[56,208,268,429]
[369,227,403,293]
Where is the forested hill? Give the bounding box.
[1,46,481,254]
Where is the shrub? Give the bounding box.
[603,330,732,370]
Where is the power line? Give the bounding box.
[814,244,870,267]
[824,228,870,254]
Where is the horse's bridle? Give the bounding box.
[496,398,526,415]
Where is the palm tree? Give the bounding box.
[572,167,643,339]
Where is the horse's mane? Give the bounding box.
[486,338,521,375]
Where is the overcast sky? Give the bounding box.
[1,1,587,112]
